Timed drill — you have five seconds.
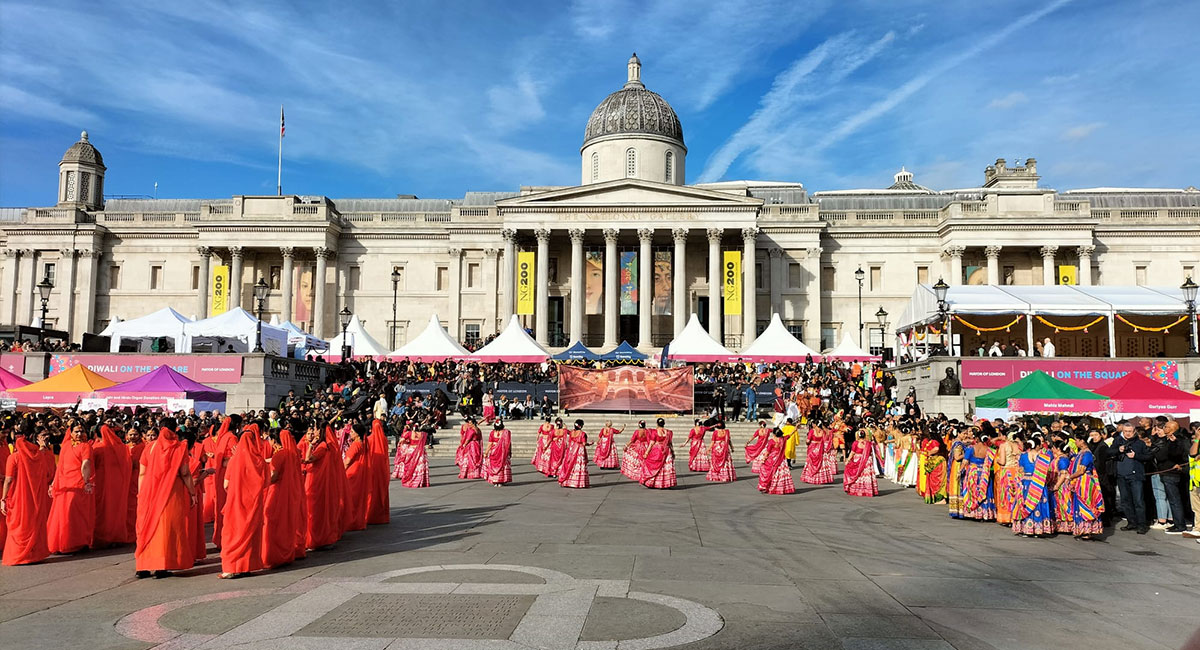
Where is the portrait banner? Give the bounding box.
[723,251,741,315]
[558,365,694,412]
[210,265,230,315]
[653,250,672,316]
[516,251,536,315]
[620,251,638,315]
[585,250,604,315]
[293,266,313,324]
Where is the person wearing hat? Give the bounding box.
[558,420,591,489]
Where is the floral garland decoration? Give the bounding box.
[953,314,1023,333]
[1034,315,1105,334]
[1115,314,1189,333]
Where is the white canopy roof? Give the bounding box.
[280,321,327,350]
[327,314,388,358]
[389,314,469,360]
[470,315,550,362]
[740,313,819,360]
[104,307,191,352]
[826,333,879,361]
[666,313,735,361]
[183,307,288,355]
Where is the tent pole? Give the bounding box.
[1107,313,1117,358]
[1025,312,1035,354]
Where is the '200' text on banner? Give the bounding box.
[516,252,535,315]
[723,251,741,315]
[210,265,230,315]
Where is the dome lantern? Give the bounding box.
[58,130,106,210]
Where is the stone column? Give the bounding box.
[19,249,36,325]
[77,250,97,335]
[534,228,551,345]
[707,228,722,342]
[280,247,294,323]
[59,249,77,339]
[1,249,18,325]
[672,228,688,335]
[985,245,1002,285]
[313,247,330,338]
[944,245,965,285]
[768,247,783,318]
[805,247,823,349]
[196,247,212,319]
[1040,245,1058,285]
[448,247,463,340]
[638,227,653,347]
[1077,245,1094,286]
[742,228,760,346]
[484,248,500,333]
[569,228,585,344]
[229,246,245,309]
[500,228,517,323]
[603,228,619,348]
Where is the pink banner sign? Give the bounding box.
[1007,398,1109,414]
[47,354,243,383]
[97,392,186,407]
[961,359,1179,390]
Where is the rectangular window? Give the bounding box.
[788,262,802,288]
[436,265,449,291]
[1184,265,1195,281]
[1092,265,1101,285]
[42,262,56,285]
[390,322,407,347]
[150,264,163,290]
[821,325,837,351]
[109,265,121,290]
[869,327,885,356]
[785,321,804,342]
[755,261,765,289]
[870,265,882,291]
[1135,265,1147,286]
[467,262,481,288]
[348,265,361,291]
[549,258,558,284]
[916,265,929,285]
[464,323,481,346]
[821,265,836,292]
[269,265,282,290]
[191,265,201,290]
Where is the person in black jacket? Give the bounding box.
[1157,422,1190,534]
[1111,420,1152,534]
[1088,427,1118,527]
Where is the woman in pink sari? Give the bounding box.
[621,421,650,480]
[393,428,429,488]
[686,419,711,472]
[532,417,554,476]
[455,418,483,480]
[706,422,736,482]
[842,431,879,497]
[594,421,622,469]
[547,418,568,478]
[801,421,837,485]
[558,420,591,489]
[483,421,512,486]
[757,430,795,495]
[744,421,770,474]
[640,418,677,489]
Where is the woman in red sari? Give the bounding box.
[593,420,622,469]
[621,421,650,480]
[92,421,132,547]
[207,418,235,548]
[342,424,369,532]
[220,422,268,579]
[744,421,770,474]
[639,419,676,489]
[125,428,145,545]
[705,422,736,482]
[135,420,196,578]
[188,436,211,562]
[455,418,483,480]
[558,420,591,489]
[48,422,96,555]
[547,418,569,479]
[262,430,304,569]
[842,431,879,497]
[365,419,390,525]
[801,421,837,485]
[299,423,341,550]
[2,431,54,566]
[687,419,711,472]
[0,427,9,554]
[393,426,429,488]
[532,417,554,476]
[757,429,795,495]
[483,421,512,486]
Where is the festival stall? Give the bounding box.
[9,364,118,407]
[102,307,192,353]
[552,341,601,364]
[388,313,469,361]
[0,366,31,390]
[974,370,1107,420]
[184,307,288,355]
[663,314,737,362]
[1093,371,1200,418]
[825,334,880,363]
[97,365,228,413]
[269,316,327,359]
[599,341,648,365]
[469,315,551,363]
[740,313,820,362]
[326,314,388,360]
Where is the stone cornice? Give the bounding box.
[345,233,451,241]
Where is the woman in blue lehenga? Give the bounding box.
[961,432,996,521]
[1012,439,1054,537]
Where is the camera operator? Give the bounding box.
[1111,420,1151,534]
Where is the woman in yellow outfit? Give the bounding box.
[782,418,800,469]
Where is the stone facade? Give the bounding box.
[3,58,1199,355]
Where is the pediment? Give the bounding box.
[497,179,764,208]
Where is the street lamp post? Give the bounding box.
[390,267,401,349]
[854,266,865,347]
[1183,276,1198,357]
[37,276,53,338]
[875,306,889,357]
[932,278,950,356]
[339,306,352,361]
[252,277,269,353]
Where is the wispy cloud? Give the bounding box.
[988,91,1028,110]
[1062,122,1103,141]
[0,84,100,126]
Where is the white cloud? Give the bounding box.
[988,91,1028,110]
[487,74,546,131]
[0,84,100,127]
[1062,122,1103,141]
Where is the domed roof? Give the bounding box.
[61,131,105,168]
[583,54,684,150]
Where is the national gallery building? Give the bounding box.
[3,55,1198,355]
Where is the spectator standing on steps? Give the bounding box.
[1112,420,1151,534]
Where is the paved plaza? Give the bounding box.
[2,457,1199,650]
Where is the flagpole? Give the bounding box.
[277,104,283,196]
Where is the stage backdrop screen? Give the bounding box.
[559,366,694,412]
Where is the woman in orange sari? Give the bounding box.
[744,421,770,474]
[187,434,211,563]
[2,431,54,566]
[705,422,736,482]
[92,421,131,547]
[593,421,622,469]
[135,420,196,578]
[365,419,390,525]
[262,429,304,569]
[299,423,341,550]
[455,418,483,480]
[342,424,369,532]
[483,421,512,486]
[220,422,268,579]
[125,427,145,545]
[0,427,9,553]
[48,422,95,555]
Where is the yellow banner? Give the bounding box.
[1058,265,1077,286]
[723,251,741,315]
[210,265,230,315]
[516,251,535,315]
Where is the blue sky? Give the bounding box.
[2,0,1198,206]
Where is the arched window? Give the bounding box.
[665,151,674,183]
[591,152,599,182]
[626,148,637,178]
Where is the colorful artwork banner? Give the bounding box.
[585,250,604,315]
[620,251,638,315]
[960,359,1179,390]
[558,365,694,412]
[723,251,741,316]
[516,251,536,315]
[653,250,672,316]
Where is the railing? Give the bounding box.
[381,213,419,221]
[293,205,319,215]
[458,208,490,217]
[781,205,812,215]
[100,213,136,222]
[1053,201,1084,212]
[961,201,988,213]
[207,204,233,214]
[143,214,176,222]
[822,210,939,224]
[270,359,291,379]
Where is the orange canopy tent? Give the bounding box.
[10,365,118,406]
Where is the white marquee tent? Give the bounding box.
[825,333,880,362]
[183,307,288,355]
[470,315,550,362]
[389,314,469,361]
[102,307,191,352]
[269,316,327,358]
[740,313,820,361]
[664,314,736,362]
[327,314,389,359]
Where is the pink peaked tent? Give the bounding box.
[100,365,227,412]
[1094,371,1200,416]
[0,366,31,390]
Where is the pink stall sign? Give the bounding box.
[960,359,1178,390]
[47,354,243,383]
[1007,398,1109,414]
